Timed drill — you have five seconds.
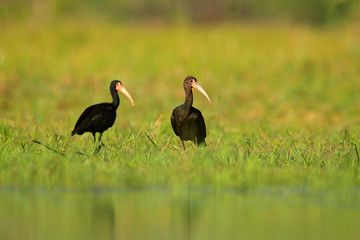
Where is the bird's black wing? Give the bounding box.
[72,105,95,135]
[171,108,180,136]
[72,103,115,135]
[190,107,206,140]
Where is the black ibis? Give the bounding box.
[71,80,134,146]
[171,76,211,150]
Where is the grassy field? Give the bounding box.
[1,20,360,239]
[1,21,360,190]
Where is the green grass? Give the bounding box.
[1,21,360,192]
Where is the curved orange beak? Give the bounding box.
[116,84,135,106]
[191,81,211,104]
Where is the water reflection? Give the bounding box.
[1,188,360,240]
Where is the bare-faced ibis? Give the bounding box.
[71,80,134,146]
[171,76,211,150]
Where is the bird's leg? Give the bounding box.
[93,133,105,155]
[92,132,96,143]
[181,139,185,151]
[98,132,105,147]
[93,145,101,155]
[195,137,198,150]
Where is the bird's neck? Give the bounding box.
[184,88,193,110]
[111,89,120,109]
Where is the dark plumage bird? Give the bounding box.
[71,80,134,146]
[171,76,211,150]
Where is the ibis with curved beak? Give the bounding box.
[171,76,211,150]
[71,80,135,146]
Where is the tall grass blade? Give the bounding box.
[32,111,44,140]
[144,131,160,151]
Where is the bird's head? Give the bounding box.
[183,76,211,104]
[112,80,135,106]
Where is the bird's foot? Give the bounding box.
[93,144,104,155]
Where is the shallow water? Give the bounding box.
[1,188,360,240]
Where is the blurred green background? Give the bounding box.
[1,0,359,25]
